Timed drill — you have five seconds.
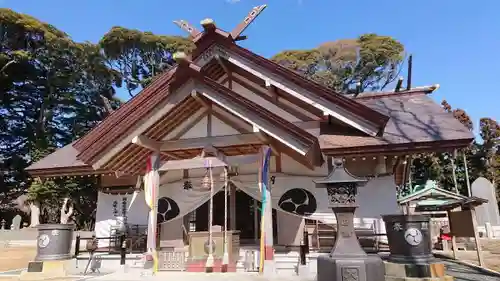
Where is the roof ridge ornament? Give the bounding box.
[173,20,201,37]
[230,4,267,40]
[200,18,216,32]
[173,5,267,42]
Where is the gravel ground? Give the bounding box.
[0,247,36,272]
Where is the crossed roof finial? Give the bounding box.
[173,4,267,41]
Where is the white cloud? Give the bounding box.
[226,0,241,3]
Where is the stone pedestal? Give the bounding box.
[314,159,385,281]
[384,261,454,281]
[317,206,385,281]
[19,260,70,281]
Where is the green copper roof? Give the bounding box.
[398,180,466,205]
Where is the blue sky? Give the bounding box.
[2,0,498,137]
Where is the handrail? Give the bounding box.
[181,224,189,245]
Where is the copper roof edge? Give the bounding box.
[321,137,474,157]
[352,84,440,100]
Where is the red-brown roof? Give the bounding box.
[73,67,181,164]
[319,92,474,156]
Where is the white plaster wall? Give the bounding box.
[211,115,240,136]
[280,154,329,176]
[179,115,207,139]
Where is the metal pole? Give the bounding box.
[222,166,229,270]
[74,234,81,258]
[451,149,459,194]
[120,234,126,265]
[463,153,472,197]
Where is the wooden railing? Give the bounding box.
[305,219,389,253]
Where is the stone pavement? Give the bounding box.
[84,271,314,281]
[77,259,500,281]
[2,258,498,281]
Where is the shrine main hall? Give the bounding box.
[26,5,473,273]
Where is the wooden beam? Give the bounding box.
[161,151,181,160]
[268,137,314,170]
[215,55,233,89]
[207,113,212,137]
[199,145,220,158]
[199,89,308,156]
[230,67,322,119]
[275,153,282,173]
[231,74,314,121]
[255,131,279,156]
[130,135,181,160]
[266,83,278,103]
[230,5,267,39]
[215,55,230,74]
[159,154,260,171]
[131,135,161,151]
[173,20,201,37]
[160,133,262,152]
[191,90,212,109]
[234,35,247,42]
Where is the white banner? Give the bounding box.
[94,174,399,245]
[156,175,226,223]
[231,174,399,231]
[94,191,149,248]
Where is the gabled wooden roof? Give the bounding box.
[71,24,390,168]
[95,63,324,174]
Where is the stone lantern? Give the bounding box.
[314,158,384,281]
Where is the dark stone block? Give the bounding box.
[317,254,385,281]
[27,262,43,272]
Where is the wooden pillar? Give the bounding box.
[145,152,160,273]
[230,183,236,230]
[254,199,259,242]
[470,208,485,266]
[447,210,459,259]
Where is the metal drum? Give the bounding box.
[35,224,75,261]
[382,214,434,264]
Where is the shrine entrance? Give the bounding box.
[194,188,277,244]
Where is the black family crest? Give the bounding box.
[157,197,180,223]
[278,188,317,216]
